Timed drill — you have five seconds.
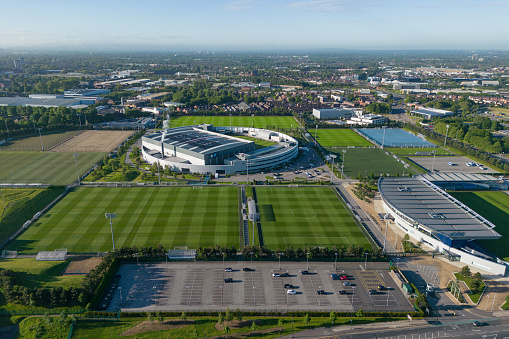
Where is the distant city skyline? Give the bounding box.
[1,0,509,50]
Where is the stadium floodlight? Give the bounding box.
[38,128,44,151]
[73,153,80,184]
[330,154,337,184]
[105,213,117,251]
[444,124,450,147]
[381,126,388,149]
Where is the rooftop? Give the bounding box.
[379,177,501,240]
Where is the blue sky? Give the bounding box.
[1,0,509,50]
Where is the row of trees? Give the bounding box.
[240,245,384,259]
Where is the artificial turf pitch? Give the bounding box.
[256,187,372,250]
[313,129,373,147]
[8,187,240,253]
[450,191,509,261]
[0,152,106,185]
[168,116,297,129]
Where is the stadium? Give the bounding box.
[141,124,298,175]
[379,175,507,275]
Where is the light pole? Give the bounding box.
[253,286,256,306]
[335,252,338,271]
[119,287,122,308]
[383,214,389,254]
[220,286,223,306]
[153,286,157,307]
[381,126,387,149]
[105,213,116,251]
[186,286,191,306]
[341,150,346,178]
[306,252,310,270]
[318,285,323,306]
[364,252,368,270]
[485,295,490,311]
[135,252,139,265]
[222,252,225,271]
[250,252,254,270]
[38,128,44,151]
[73,153,80,184]
[278,252,283,270]
[330,154,337,184]
[431,150,437,172]
[315,124,318,147]
[351,286,355,311]
[444,124,450,147]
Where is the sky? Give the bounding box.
[1,0,509,51]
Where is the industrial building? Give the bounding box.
[348,114,388,126]
[411,107,454,119]
[379,176,506,275]
[142,125,298,175]
[312,107,360,119]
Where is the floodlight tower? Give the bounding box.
[105,213,117,251]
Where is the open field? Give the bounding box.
[169,116,297,129]
[450,191,509,261]
[313,129,373,147]
[0,258,84,289]
[7,186,240,253]
[0,187,65,245]
[0,152,105,185]
[256,187,372,249]
[488,107,509,115]
[51,130,134,152]
[0,131,79,151]
[387,147,455,156]
[326,147,418,178]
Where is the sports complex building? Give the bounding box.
[379,175,507,275]
[141,124,298,175]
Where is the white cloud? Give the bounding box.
[225,0,253,11]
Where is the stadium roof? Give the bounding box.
[418,172,500,183]
[379,177,501,240]
[151,126,252,155]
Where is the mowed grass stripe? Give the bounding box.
[170,116,296,129]
[313,129,373,147]
[256,187,371,250]
[8,187,240,252]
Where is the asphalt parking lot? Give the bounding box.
[106,261,413,312]
[408,156,499,174]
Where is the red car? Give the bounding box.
[340,275,348,280]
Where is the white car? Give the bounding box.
[224,267,233,272]
[287,289,297,295]
[272,273,281,277]
[448,162,453,166]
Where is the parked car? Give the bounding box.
[340,275,348,280]
[287,289,297,295]
[338,290,348,295]
[224,267,233,272]
[473,321,483,326]
[343,282,352,286]
[284,284,293,289]
[281,272,290,277]
[316,290,325,295]
[225,278,233,283]
[272,273,281,277]
[331,274,339,280]
[300,270,309,275]
[243,267,253,272]
[377,285,386,290]
[368,290,377,295]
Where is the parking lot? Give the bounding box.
[106,261,413,312]
[408,156,499,173]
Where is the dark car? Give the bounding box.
[225,278,233,283]
[300,270,309,275]
[316,290,325,295]
[368,290,377,295]
[338,290,348,295]
[377,285,386,290]
[281,272,290,277]
[243,267,253,272]
[331,274,339,280]
[473,321,483,327]
[284,283,293,289]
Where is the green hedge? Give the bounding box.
[88,258,120,310]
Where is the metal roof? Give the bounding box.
[419,172,499,183]
[379,177,501,240]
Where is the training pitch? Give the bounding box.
[450,191,509,261]
[256,187,372,250]
[168,116,297,129]
[7,186,240,253]
[0,131,80,151]
[326,147,418,178]
[313,129,372,147]
[0,152,106,185]
[51,130,134,152]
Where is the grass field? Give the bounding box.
[0,152,105,185]
[234,135,277,149]
[7,187,240,253]
[0,131,79,151]
[450,191,509,261]
[488,107,509,115]
[0,258,83,289]
[313,129,373,147]
[387,147,455,156]
[326,147,417,178]
[0,187,65,245]
[255,187,372,250]
[169,116,297,129]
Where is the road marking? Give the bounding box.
[359,264,365,271]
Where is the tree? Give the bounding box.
[224,325,230,337]
[157,311,163,324]
[473,272,482,283]
[225,307,233,321]
[235,308,243,321]
[356,309,364,318]
[330,311,337,325]
[181,311,187,320]
[460,266,471,278]
[218,312,224,325]
[147,312,153,322]
[251,321,257,331]
[416,294,429,312]
[304,313,311,326]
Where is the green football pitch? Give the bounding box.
[0,152,105,185]
[326,147,418,178]
[168,116,297,129]
[450,191,509,261]
[255,187,372,250]
[313,129,373,147]
[7,186,240,253]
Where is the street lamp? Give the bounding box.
[318,285,323,306]
[381,126,387,149]
[105,213,116,251]
[364,252,368,270]
[431,150,437,172]
[253,286,256,306]
[73,153,80,184]
[250,252,254,270]
[444,124,450,147]
[278,252,283,270]
[38,128,44,151]
[306,252,310,270]
[330,154,337,184]
[118,287,122,308]
[186,286,191,306]
[315,124,318,147]
[383,214,389,254]
[220,286,223,306]
[341,150,346,178]
[222,252,225,271]
[335,252,338,271]
[153,286,157,307]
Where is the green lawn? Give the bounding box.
[168,116,297,129]
[0,152,105,185]
[313,129,373,147]
[0,131,79,151]
[256,187,372,250]
[0,258,83,289]
[326,147,418,178]
[387,147,455,156]
[453,272,486,304]
[450,191,509,261]
[233,135,277,149]
[0,187,65,245]
[7,187,240,253]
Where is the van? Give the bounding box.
[426,283,434,293]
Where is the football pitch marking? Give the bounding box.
[290,208,317,219]
[283,236,350,246]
